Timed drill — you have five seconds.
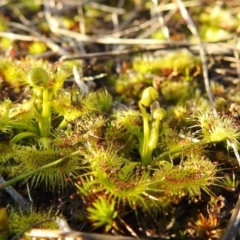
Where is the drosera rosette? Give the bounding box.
[51,89,91,129]
[0,143,19,176]
[75,86,230,230]
[132,50,200,79]
[0,58,28,97]
[168,104,189,125]
[105,110,140,158]
[0,99,13,133]
[80,188,136,235]
[197,109,240,145]
[161,80,193,103]
[9,99,35,123]
[0,57,50,98]
[158,109,240,163]
[9,207,58,237]
[152,155,217,199]
[11,140,83,191]
[115,73,152,102]
[52,112,106,149]
[76,144,162,212]
[112,109,142,137]
[52,88,112,129]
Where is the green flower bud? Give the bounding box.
[153,108,167,121]
[140,87,159,107]
[28,67,49,88]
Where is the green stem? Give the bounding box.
[32,90,41,114]
[0,150,81,189]
[39,88,51,137]
[42,88,50,118]
[148,119,160,152]
[138,102,152,166]
[10,132,37,144]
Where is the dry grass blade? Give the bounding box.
[173,0,214,108]
[26,229,148,240]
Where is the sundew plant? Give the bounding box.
[0,52,239,238]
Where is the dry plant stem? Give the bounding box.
[26,229,148,240]
[0,0,8,7]
[221,194,240,240]
[118,217,139,238]
[44,0,99,16]
[151,0,170,39]
[10,219,53,240]
[60,40,237,62]
[8,22,66,54]
[174,0,215,109]
[0,151,81,190]
[42,2,183,45]
[60,43,195,61]
[56,217,71,231]
[108,18,156,38]
[77,5,86,53]
[43,0,202,45]
[0,31,66,54]
[89,2,125,14]
[228,140,240,167]
[0,176,31,210]
[0,32,42,42]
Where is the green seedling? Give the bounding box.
[221,172,239,192]
[87,196,119,232]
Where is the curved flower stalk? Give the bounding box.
[0,62,75,142]
[138,87,167,166]
[0,67,56,142]
[28,67,52,138]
